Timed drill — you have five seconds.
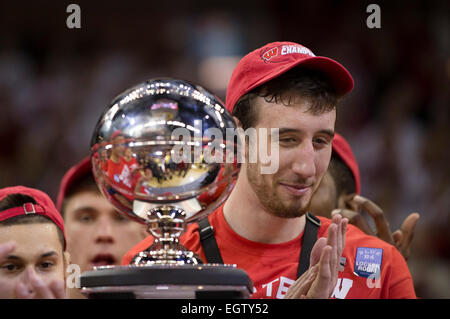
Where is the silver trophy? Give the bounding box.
[81,78,252,298]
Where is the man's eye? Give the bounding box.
[279,137,297,144]
[78,214,93,223]
[39,262,54,270]
[1,264,20,272]
[114,214,129,223]
[313,138,329,147]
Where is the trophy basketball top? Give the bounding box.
[90,78,240,225]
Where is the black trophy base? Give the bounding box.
[80,264,253,299]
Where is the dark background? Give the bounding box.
[0,0,448,298]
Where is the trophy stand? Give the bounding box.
[80,206,253,299]
[131,206,202,265]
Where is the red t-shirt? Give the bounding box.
[106,158,136,200]
[124,157,141,186]
[122,206,416,299]
[197,167,228,205]
[107,157,139,190]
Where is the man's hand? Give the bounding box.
[392,213,420,260]
[15,267,66,299]
[284,262,320,298]
[285,214,347,299]
[0,242,16,260]
[333,194,419,259]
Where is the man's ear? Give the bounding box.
[62,251,71,291]
[232,115,248,162]
[232,116,242,129]
[63,251,71,272]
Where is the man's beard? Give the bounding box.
[246,163,311,218]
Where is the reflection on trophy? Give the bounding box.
[81,79,252,298]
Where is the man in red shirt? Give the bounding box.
[123,41,416,299]
[106,133,138,198]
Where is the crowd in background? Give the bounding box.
[0,0,448,298]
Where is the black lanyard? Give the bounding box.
[198,212,321,278]
[297,213,321,277]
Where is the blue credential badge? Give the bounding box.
[354,247,383,278]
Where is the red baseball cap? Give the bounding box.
[225,41,354,113]
[0,186,66,250]
[56,156,92,212]
[332,133,361,194]
[110,130,124,141]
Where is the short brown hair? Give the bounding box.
[232,67,339,130]
[60,173,98,217]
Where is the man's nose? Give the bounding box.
[95,216,114,244]
[290,141,316,179]
[19,266,39,295]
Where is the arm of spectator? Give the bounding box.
[334,194,419,260]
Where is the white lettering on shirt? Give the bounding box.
[276,276,295,299]
[331,278,354,299]
[261,278,279,297]
[258,276,354,299]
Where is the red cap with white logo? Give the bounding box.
[0,186,66,250]
[225,41,354,113]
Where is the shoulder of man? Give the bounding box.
[121,235,154,265]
